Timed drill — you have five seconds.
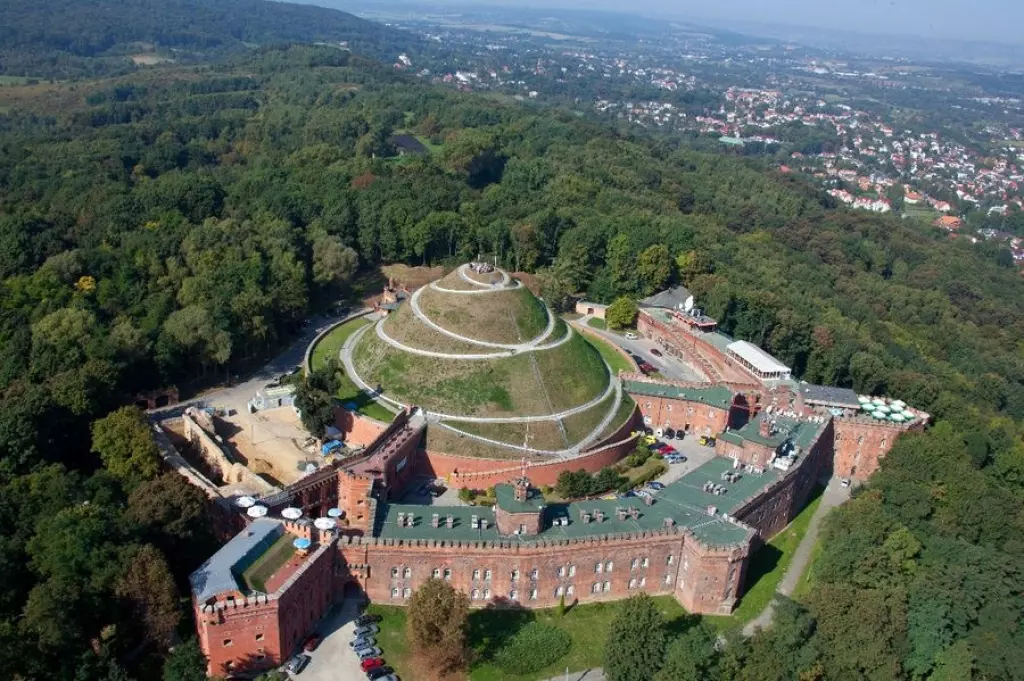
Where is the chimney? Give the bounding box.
[513,476,530,502]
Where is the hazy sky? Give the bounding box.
[454,0,1024,45]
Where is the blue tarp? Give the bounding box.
[321,440,343,455]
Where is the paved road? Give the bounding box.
[578,317,705,383]
[150,312,354,419]
[541,670,605,681]
[742,478,849,635]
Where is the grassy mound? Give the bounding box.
[353,327,608,419]
[380,300,484,354]
[416,285,549,345]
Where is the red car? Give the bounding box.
[302,635,322,652]
[361,658,384,672]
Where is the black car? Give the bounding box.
[285,654,311,675]
[367,666,394,680]
[356,614,382,626]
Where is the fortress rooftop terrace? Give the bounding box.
[373,457,774,548]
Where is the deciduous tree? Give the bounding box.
[407,578,470,675]
[604,593,666,681]
[91,406,161,490]
[606,297,639,330]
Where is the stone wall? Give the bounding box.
[182,409,278,496]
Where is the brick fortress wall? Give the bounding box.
[833,416,925,481]
[336,527,748,615]
[195,531,338,677]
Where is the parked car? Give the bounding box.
[840,478,851,488]
[648,481,666,491]
[360,658,384,672]
[378,676,400,681]
[356,614,382,626]
[302,634,322,652]
[698,435,716,447]
[357,647,383,660]
[351,636,376,649]
[367,666,395,680]
[285,654,311,675]
[624,332,638,340]
[650,348,663,357]
[664,428,675,439]
[674,430,686,440]
[660,446,678,456]
[635,489,652,499]
[354,624,380,637]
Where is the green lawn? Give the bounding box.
[725,486,825,624]
[240,535,295,593]
[310,317,369,369]
[367,596,696,681]
[587,317,607,330]
[902,204,938,222]
[309,317,395,422]
[579,330,634,375]
[365,604,414,679]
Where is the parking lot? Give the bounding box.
[654,436,718,485]
[297,600,384,681]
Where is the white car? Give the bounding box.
[625,332,638,340]
[357,646,382,660]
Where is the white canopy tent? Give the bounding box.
[726,340,792,380]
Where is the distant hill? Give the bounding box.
[0,0,421,78]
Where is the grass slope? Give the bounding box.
[352,326,607,418]
[578,327,635,375]
[309,317,394,422]
[416,285,549,345]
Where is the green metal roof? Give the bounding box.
[717,413,825,452]
[624,381,734,408]
[494,483,546,514]
[373,457,773,548]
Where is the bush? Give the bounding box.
[631,462,668,489]
[493,622,572,674]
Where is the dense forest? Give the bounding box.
[0,6,1023,679]
[0,0,422,79]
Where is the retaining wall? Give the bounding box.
[423,405,640,489]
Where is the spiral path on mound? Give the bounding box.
[339,266,629,456]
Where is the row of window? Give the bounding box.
[392,557,676,581]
